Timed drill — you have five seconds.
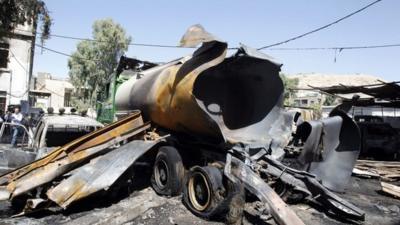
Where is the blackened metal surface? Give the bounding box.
[193,47,284,142]
[308,110,361,192]
[297,120,324,167]
[47,140,158,208]
[0,112,147,198]
[116,39,285,149]
[225,154,305,225]
[264,156,365,221]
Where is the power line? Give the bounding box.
[13,28,193,49]
[49,33,191,48]
[9,49,65,97]
[35,43,99,62]
[34,31,238,49]
[257,0,383,50]
[9,49,28,73]
[270,43,400,51]
[8,49,30,98]
[14,0,383,51]
[35,41,400,63]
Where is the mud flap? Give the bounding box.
[309,110,361,192]
[297,109,361,193]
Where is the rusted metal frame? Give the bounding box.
[263,156,365,221]
[224,154,305,225]
[47,140,158,208]
[302,176,365,221]
[71,115,144,153]
[0,112,143,185]
[3,122,150,199]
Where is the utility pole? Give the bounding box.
[27,22,37,106]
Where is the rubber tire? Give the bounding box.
[182,166,245,224]
[151,146,185,196]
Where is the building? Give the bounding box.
[0,24,35,112]
[30,72,74,111]
[288,73,384,108]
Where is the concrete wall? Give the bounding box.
[0,24,33,108]
[35,72,74,111]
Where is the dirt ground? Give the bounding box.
[0,175,399,225]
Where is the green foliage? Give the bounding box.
[0,0,51,43]
[68,18,131,107]
[323,94,337,106]
[280,73,299,105]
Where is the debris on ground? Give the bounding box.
[381,182,400,198]
[353,160,400,181]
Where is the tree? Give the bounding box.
[280,73,299,105]
[323,94,337,106]
[0,0,51,43]
[68,19,131,108]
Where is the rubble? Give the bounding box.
[381,182,400,198]
[353,160,400,181]
[0,112,151,205]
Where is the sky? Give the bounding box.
[33,0,400,81]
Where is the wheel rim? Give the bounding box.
[154,159,169,188]
[188,171,211,212]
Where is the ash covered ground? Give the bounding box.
[0,166,399,225]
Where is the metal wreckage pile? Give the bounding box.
[0,25,366,225]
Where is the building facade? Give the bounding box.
[30,72,74,111]
[0,24,34,112]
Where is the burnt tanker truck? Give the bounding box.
[113,25,364,224]
[0,25,364,225]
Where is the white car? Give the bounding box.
[0,114,103,175]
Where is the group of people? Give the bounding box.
[0,107,24,147]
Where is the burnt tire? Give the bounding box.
[183,166,244,224]
[151,146,185,196]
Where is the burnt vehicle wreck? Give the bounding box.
[312,82,400,161]
[0,25,364,224]
[0,112,103,175]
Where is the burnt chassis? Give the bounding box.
[154,109,365,225]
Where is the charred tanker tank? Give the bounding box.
[115,26,288,149]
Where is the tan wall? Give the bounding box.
[35,74,74,111]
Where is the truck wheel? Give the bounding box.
[151,146,185,196]
[183,166,244,224]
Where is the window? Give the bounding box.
[0,92,6,112]
[301,99,308,105]
[0,43,9,68]
[64,91,71,107]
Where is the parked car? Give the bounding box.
[0,114,103,175]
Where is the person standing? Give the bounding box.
[8,107,23,147]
